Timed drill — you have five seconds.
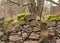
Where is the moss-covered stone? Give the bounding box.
[4,30,10,35]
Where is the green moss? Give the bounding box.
[17,13,29,21]
[4,30,10,35]
[4,18,13,23]
[48,17,57,22]
[12,21,19,26]
[48,15,56,20]
[48,15,58,22]
[57,17,60,21]
[4,18,13,28]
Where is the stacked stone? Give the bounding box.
[0,17,6,43]
[0,15,42,43]
[1,15,60,43]
[8,15,41,43]
[40,21,56,43]
[0,17,4,31]
[47,21,60,43]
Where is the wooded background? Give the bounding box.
[0,0,59,19]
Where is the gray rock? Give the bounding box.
[23,25,30,28]
[56,25,60,33]
[22,32,28,38]
[33,27,40,32]
[0,28,3,31]
[19,21,26,25]
[29,33,40,40]
[54,36,59,40]
[36,32,41,35]
[9,35,22,42]
[47,21,56,27]
[39,37,45,43]
[29,21,39,27]
[24,41,39,43]
[1,36,8,41]
[23,27,32,33]
[18,32,22,36]
[14,26,22,32]
[10,32,17,35]
[25,14,36,21]
[16,39,23,43]
[58,21,60,25]
[48,29,55,36]
[40,37,56,43]
[56,29,60,33]
[0,31,4,37]
[56,25,60,29]
[47,27,56,30]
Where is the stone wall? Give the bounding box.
[0,15,60,43]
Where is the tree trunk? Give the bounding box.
[28,0,36,14]
[28,0,44,20]
[59,0,60,12]
[37,0,44,20]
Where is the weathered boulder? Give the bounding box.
[29,33,40,40]
[56,25,60,29]
[1,36,8,41]
[47,21,56,27]
[9,35,22,42]
[19,21,26,25]
[22,32,28,38]
[18,32,22,36]
[47,27,56,30]
[33,27,40,32]
[29,21,39,27]
[14,26,22,32]
[23,26,33,33]
[25,14,36,21]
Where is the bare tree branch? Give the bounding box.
[8,0,33,6]
[47,0,59,5]
[7,0,20,5]
[8,0,59,6]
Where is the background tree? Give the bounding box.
[59,0,60,11]
[0,0,59,20]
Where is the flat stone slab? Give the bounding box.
[29,33,40,40]
[9,35,22,42]
[56,39,60,43]
[47,21,56,27]
[24,41,39,43]
[33,27,40,32]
